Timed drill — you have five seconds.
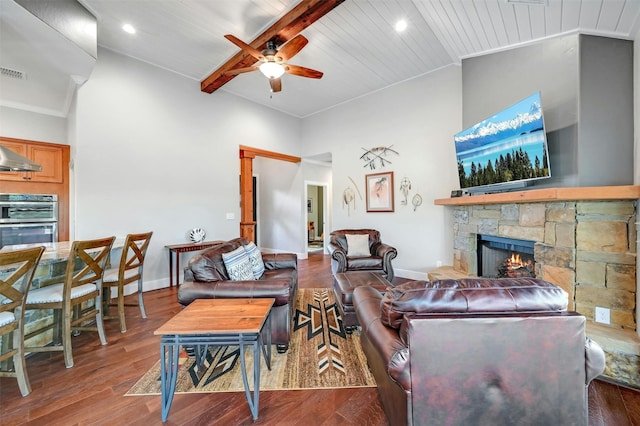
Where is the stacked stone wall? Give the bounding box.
[452,200,636,331]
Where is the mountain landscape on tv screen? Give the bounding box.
[455,93,550,189]
[454,100,543,151]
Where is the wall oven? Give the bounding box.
[0,194,58,248]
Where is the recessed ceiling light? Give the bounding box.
[122,23,136,34]
[395,20,408,32]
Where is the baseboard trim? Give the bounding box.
[394,269,429,281]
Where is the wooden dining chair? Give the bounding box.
[102,231,153,332]
[24,237,115,368]
[0,246,44,396]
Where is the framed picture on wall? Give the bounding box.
[366,171,394,212]
[307,198,313,213]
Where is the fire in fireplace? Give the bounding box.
[498,252,534,278]
[477,235,535,278]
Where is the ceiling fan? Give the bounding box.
[223,34,323,93]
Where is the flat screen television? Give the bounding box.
[454,92,551,194]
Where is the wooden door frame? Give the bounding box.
[239,145,300,242]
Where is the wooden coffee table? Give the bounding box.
[154,298,275,421]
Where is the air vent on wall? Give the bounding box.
[0,67,26,80]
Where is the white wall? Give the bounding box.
[0,106,67,144]
[253,156,301,254]
[73,48,303,288]
[301,65,462,279]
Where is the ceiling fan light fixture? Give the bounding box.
[259,62,285,79]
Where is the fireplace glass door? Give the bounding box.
[477,234,535,278]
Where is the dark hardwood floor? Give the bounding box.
[1,251,639,425]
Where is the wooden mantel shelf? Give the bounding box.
[434,185,640,206]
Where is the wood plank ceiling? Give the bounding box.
[3,1,640,118]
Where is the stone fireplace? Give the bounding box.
[435,186,640,389]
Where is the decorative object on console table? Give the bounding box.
[188,227,206,243]
[165,240,224,287]
[366,171,394,212]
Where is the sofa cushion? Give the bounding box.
[189,238,245,282]
[346,256,383,271]
[346,233,370,257]
[380,278,569,329]
[222,246,255,281]
[244,241,265,279]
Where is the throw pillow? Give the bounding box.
[243,241,265,279]
[345,234,370,257]
[221,246,255,281]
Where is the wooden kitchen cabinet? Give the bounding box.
[0,137,70,242]
[0,139,65,183]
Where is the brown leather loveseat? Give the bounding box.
[178,237,297,353]
[354,278,606,426]
[327,229,397,281]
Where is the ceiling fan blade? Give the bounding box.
[224,35,264,61]
[269,77,282,93]
[275,34,308,62]
[284,64,323,79]
[223,66,259,76]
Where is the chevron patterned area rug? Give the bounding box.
[126,288,376,395]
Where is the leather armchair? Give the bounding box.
[327,229,397,281]
[178,237,297,353]
[354,278,606,426]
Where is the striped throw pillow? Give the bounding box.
[222,246,255,281]
[243,242,265,279]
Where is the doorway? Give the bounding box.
[306,183,327,253]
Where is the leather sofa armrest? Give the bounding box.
[183,267,195,282]
[262,253,298,270]
[354,286,411,391]
[328,242,347,273]
[374,242,397,282]
[178,279,291,307]
[375,242,397,259]
[585,337,606,385]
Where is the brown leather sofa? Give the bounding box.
[177,237,297,353]
[354,278,606,426]
[327,229,397,281]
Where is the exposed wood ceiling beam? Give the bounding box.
[240,145,301,163]
[200,0,345,94]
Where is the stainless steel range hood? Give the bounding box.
[0,145,42,172]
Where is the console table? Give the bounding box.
[165,241,223,286]
[154,298,274,421]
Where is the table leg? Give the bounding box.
[168,249,174,287]
[194,343,209,369]
[160,338,179,422]
[238,338,261,420]
[175,251,180,286]
[261,312,272,370]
